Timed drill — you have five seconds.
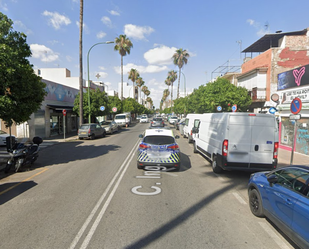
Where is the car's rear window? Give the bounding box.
[80,125,90,129]
[115,115,126,119]
[153,118,162,121]
[143,135,175,145]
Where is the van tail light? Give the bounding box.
[222,139,228,157]
[88,129,91,134]
[167,144,179,150]
[273,142,279,159]
[190,130,192,136]
[139,144,150,149]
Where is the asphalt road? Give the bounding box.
[0,123,297,249]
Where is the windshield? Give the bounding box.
[115,115,126,119]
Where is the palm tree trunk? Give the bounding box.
[171,82,173,112]
[121,56,123,100]
[177,68,181,99]
[79,0,83,125]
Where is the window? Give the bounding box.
[143,136,175,145]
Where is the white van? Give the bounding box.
[192,113,279,173]
[114,112,131,127]
[183,114,203,143]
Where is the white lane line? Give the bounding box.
[69,139,139,249]
[258,222,292,249]
[232,192,247,205]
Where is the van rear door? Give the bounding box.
[228,114,276,166]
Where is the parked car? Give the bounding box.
[0,130,16,146]
[114,112,131,127]
[169,116,178,125]
[140,116,149,123]
[78,123,106,140]
[150,117,165,127]
[137,128,180,171]
[248,165,309,249]
[100,121,119,134]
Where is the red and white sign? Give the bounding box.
[62,109,67,116]
[112,107,117,112]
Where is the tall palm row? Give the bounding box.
[172,48,189,99]
[167,70,177,110]
[114,35,133,100]
[136,76,145,103]
[79,0,83,125]
[165,78,171,102]
[128,68,139,100]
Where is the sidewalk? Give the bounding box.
[277,148,309,167]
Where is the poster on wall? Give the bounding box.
[278,64,309,103]
[278,64,309,90]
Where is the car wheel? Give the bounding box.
[212,155,223,174]
[102,131,106,138]
[193,142,198,153]
[249,189,265,217]
[90,134,95,140]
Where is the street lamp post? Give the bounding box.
[180,71,186,97]
[87,41,114,123]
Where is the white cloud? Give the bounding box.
[101,16,112,28]
[30,44,59,62]
[42,11,71,30]
[0,1,8,11]
[99,66,106,70]
[114,63,168,75]
[109,10,120,16]
[124,24,154,41]
[144,45,177,65]
[13,20,33,35]
[97,31,107,39]
[247,19,270,36]
[76,21,89,33]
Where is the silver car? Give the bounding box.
[78,123,106,140]
[100,121,119,134]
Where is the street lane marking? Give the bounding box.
[69,139,139,249]
[232,192,247,205]
[0,168,49,196]
[258,222,292,249]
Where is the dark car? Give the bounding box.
[248,165,309,249]
[150,117,164,127]
[78,123,106,140]
[137,129,180,171]
[100,121,119,134]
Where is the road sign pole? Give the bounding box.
[64,115,66,140]
[290,120,297,165]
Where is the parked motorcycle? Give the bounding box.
[5,136,43,173]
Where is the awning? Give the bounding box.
[47,104,74,111]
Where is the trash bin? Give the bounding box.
[6,136,16,152]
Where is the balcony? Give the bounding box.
[249,87,266,101]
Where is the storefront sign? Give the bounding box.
[278,64,309,91]
[280,87,309,104]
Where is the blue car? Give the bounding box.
[248,165,309,249]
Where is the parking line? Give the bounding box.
[232,192,247,205]
[258,222,292,249]
[0,168,49,196]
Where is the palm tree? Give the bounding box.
[136,76,145,103]
[167,70,177,110]
[128,68,139,100]
[141,85,148,100]
[114,34,133,100]
[172,48,189,98]
[79,0,84,125]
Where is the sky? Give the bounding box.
[1,0,309,108]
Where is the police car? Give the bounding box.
[137,129,181,170]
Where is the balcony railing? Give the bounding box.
[249,87,266,101]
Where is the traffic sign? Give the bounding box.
[217,106,222,111]
[290,97,302,114]
[112,107,117,112]
[100,106,105,111]
[232,104,237,112]
[289,114,301,120]
[62,109,66,116]
[269,107,277,114]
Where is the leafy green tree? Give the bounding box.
[73,89,108,122]
[114,34,133,100]
[184,78,251,113]
[172,48,189,99]
[107,95,122,115]
[173,97,187,114]
[0,13,46,127]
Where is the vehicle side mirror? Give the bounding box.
[138,134,143,138]
[267,174,278,186]
[175,135,180,139]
